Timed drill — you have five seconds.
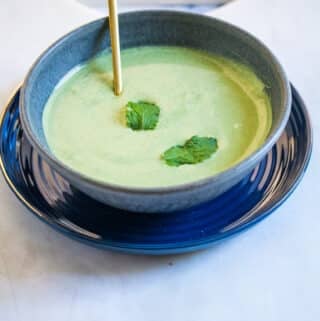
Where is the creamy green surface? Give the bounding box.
[43,46,272,187]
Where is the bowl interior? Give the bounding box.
[22,11,290,165]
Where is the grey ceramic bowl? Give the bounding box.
[20,11,291,213]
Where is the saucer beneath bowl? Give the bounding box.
[0,86,312,255]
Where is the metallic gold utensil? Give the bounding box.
[107,0,123,95]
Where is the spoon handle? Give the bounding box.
[108,0,123,96]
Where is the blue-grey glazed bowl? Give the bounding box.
[20,11,291,213]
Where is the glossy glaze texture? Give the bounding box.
[0,87,312,254]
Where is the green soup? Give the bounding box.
[43,46,272,187]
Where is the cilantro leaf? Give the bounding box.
[162,136,218,167]
[126,101,160,130]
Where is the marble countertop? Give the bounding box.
[0,1,319,320]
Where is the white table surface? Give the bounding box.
[0,1,319,320]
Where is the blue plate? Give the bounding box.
[0,86,312,255]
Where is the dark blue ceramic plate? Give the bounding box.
[0,86,312,255]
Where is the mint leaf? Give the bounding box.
[161,146,195,167]
[163,136,218,166]
[184,136,218,161]
[126,101,160,130]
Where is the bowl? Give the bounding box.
[20,11,291,213]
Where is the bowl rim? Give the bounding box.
[20,10,292,195]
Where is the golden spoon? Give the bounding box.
[107,0,123,96]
